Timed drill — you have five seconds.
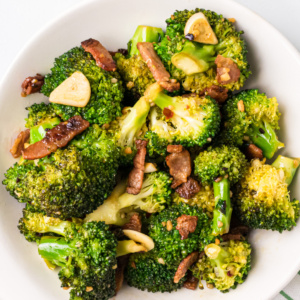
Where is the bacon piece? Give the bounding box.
[21,74,44,97]
[163,107,174,120]
[244,144,263,160]
[175,177,201,199]
[166,146,192,188]
[230,225,250,236]
[10,129,30,158]
[22,116,89,160]
[137,42,180,92]
[203,85,229,104]
[115,256,129,294]
[122,213,142,232]
[174,252,199,283]
[215,55,240,85]
[221,233,243,242]
[183,272,199,290]
[126,140,148,195]
[81,38,116,71]
[176,214,198,240]
[167,145,183,153]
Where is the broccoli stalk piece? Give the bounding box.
[128,25,164,57]
[246,121,284,159]
[171,42,216,75]
[220,89,283,159]
[85,171,172,226]
[272,155,300,186]
[192,240,251,292]
[212,178,232,236]
[234,157,300,232]
[146,83,220,153]
[29,117,61,144]
[194,145,248,235]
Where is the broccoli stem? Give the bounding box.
[212,178,232,236]
[38,236,75,267]
[272,155,300,186]
[30,117,61,144]
[247,121,284,159]
[128,25,164,57]
[171,41,216,75]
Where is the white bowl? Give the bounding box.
[0,0,299,299]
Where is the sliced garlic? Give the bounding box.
[116,240,147,257]
[144,162,157,173]
[184,12,218,45]
[49,71,91,107]
[123,229,155,251]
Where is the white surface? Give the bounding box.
[0,0,299,300]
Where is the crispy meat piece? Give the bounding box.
[10,129,30,158]
[183,271,199,290]
[221,233,244,241]
[230,225,250,236]
[115,256,129,294]
[163,107,174,120]
[21,74,44,97]
[174,252,199,283]
[167,145,183,153]
[81,38,116,71]
[175,177,201,199]
[126,140,148,195]
[203,85,229,104]
[22,116,89,160]
[166,147,192,188]
[137,42,180,92]
[244,144,263,160]
[122,213,142,232]
[215,55,240,85]
[176,214,198,240]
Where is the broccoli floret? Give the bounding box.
[3,125,120,219]
[115,53,155,103]
[145,83,220,155]
[220,89,283,159]
[234,158,300,232]
[172,185,215,218]
[192,240,251,292]
[109,90,150,164]
[148,203,213,266]
[125,252,186,293]
[115,25,163,103]
[41,46,124,125]
[194,145,248,235]
[85,171,172,226]
[35,220,117,300]
[25,102,59,128]
[154,9,250,92]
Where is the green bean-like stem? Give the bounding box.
[212,178,232,236]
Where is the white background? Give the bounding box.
[0,0,299,299]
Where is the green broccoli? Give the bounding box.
[234,157,300,232]
[25,102,59,128]
[108,90,150,164]
[154,9,250,92]
[85,171,172,226]
[125,252,186,293]
[148,203,213,266]
[128,25,164,57]
[192,240,251,292]
[3,125,120,219]
[145,83,220,156]
[220,89,284,159]
[115,25,163,102]
[172,184,215,218]
[194,145,248,235]
[32,218,117,300]
[41,46,124,125]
